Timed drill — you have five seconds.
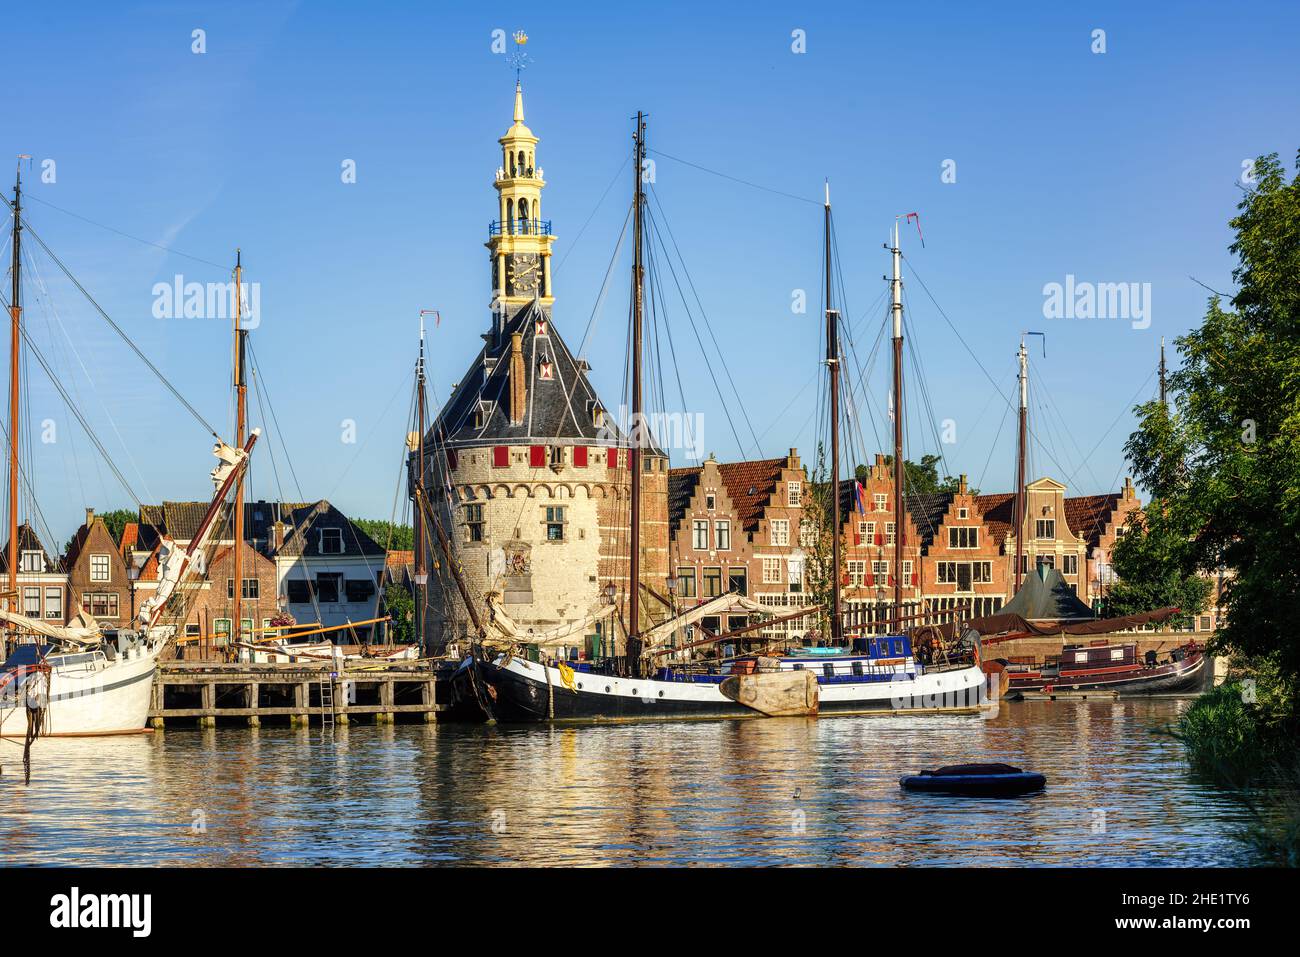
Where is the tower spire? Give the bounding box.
[513,81,525,124]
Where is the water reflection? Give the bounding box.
[0,699,1253,866]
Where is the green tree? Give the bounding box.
[96,508,137,544]
[801,443,839,639]
[354,519,414,551]
[1122,151,1300,677]
[381,579,416,644]
[1106,508,1211,629]
[855,455,975,496]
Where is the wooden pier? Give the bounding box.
[150,660,450,728]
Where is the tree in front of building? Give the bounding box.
[381,579,416,644]
[1123,151,1300,679]
[801,443,839,640]
[1106,508,1210,629]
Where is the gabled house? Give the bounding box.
[134,499,389,644]
[0,523,68,624]
[64,509,130,625]
[668,449,810,641]
[272,501,388,642]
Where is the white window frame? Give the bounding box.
[770,519,789,546]
[715,520,731,551]
[692,519,709,550]
[762,557,783,584]
[90,554,111,582]
[787,481,802,507]
[320,528,344,554]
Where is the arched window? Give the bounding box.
[506,199,514,229]
[518,151,525,174]
[518,198,529,231]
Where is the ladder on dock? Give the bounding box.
[318,673,335,731]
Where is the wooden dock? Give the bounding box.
[150,660,450,728]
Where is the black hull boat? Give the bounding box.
[1006,640,1208,697]
[477,634,988,724]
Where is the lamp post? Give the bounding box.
[127,548,148,622]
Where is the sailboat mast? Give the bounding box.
[233,250,246,646]
[627,111,646,677]
[7,170,20,645]
[824,184,842,645]
[414,315,428,655]
[1159,336,1167,408]
[1014,337,1028,591]
[890,220,904,624]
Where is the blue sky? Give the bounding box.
[5,1,1297,546]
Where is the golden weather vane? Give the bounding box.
[508,30,531,81]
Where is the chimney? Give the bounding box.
[85,507,94,528]
[958,473,968,495]
[273,520,286,552]
[788,447,798,468]
[508,332,526,424]
[1122,476,1135,500]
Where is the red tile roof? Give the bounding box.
[386,550,414,568]
[670,456,789,533]
[973,493,1017,544]
[1064,493,1123,550]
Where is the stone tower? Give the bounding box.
[422,82,668,655]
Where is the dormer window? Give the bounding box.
[20,550,44,573]
[538,354,554,380]
[535,318,549,337]
[475,400,495,429]
[320,528,344,554]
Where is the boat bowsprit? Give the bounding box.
[900,763,1046,797]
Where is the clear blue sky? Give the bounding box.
[6,1,1297,547]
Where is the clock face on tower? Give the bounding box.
[507,252,540,296]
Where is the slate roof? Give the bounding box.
[431,300,653,450]
[0,523,57,573]
[137,500,384,559]
[667,469,701,529]
[905,491,955,549]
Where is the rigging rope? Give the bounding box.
[1,199,221,439]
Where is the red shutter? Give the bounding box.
[875,533,883,546]
[853,533,861,546]
[529,445,546,468]
[574,446,588,467]
[446,449,458,471]
[867,574,875,587]
[492,446,509,468]
[608,448,619,469]
[911,573,918,586]
[888,575,895,586]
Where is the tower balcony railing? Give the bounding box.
[495,167,544,183]
[490,218,553,237]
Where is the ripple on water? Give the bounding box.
[0,698,1254,866]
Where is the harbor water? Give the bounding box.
[0,698,1254,866]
